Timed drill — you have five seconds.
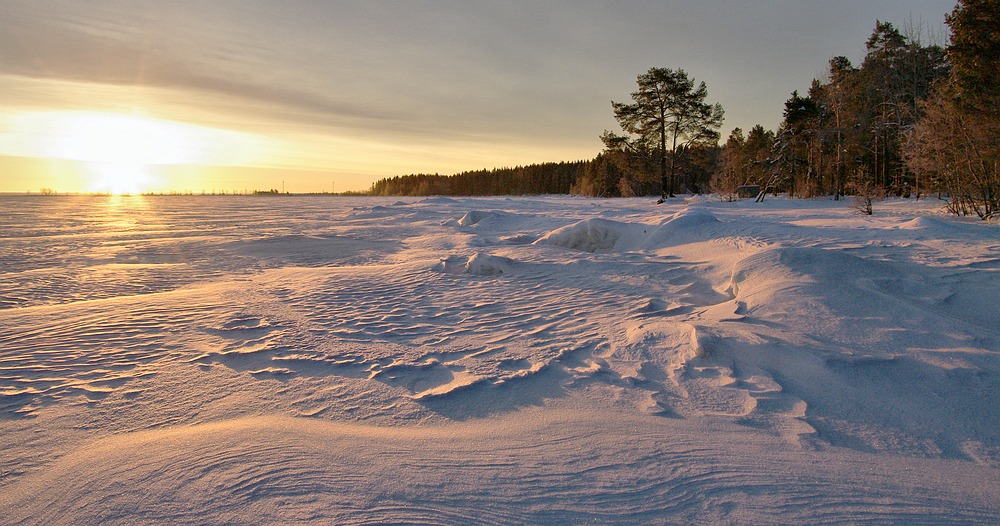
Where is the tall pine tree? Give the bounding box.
[603,67,724,200]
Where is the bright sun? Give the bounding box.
[88,162,155,195]
[42,112,206,194]
[6,111,259,194]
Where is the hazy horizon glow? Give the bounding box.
[0,0,957,193]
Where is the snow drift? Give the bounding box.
[1,195,998,524]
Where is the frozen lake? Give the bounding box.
[1,194,999,524]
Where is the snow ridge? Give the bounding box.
[1,195,998,524]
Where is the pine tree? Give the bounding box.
[946,0,1000,111]
[603,67,724,200]
[713,128,746,198]
[825,56,859,199]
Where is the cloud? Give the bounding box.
[0,1,620,147]
[0,0,957,165]
[0,3,406,131]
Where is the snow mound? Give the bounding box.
[417,197,459,205]
[668,206,720,227]
[453,210,509,227]
[896,216,974,236]
[639,207,720,250]
[898,216,941,230]
[533,218,633,252]
[533,208,721,253]
[458,210,492,226]
[499,233,538,245]
[434,252,513,276]
[712,246,1000,458]
[727,247,924,336]
[349,205,395,218]
[683,195,710,205]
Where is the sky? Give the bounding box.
[0,0,957,194]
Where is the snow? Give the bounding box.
[534,217,633,252]
[1,194,998,524]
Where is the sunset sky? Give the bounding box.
[0,0,956,194]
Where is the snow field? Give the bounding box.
[1,194,998,524]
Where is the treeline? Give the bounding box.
[712,0,998,218]
[713,21,949,201]
[370,1,997,219]
[368,153,720,199]
[369,161,587,196]
[575,146,720,198]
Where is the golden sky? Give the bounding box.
[0,0,956,194]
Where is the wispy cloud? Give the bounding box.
[0,2,406,131]
[0,0,957,183]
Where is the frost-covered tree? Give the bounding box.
[603,67,724,200]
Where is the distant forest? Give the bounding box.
[369,161,587,196]
[369,1,998,219]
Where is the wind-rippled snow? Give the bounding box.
[1,194,998,525]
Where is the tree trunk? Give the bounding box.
[668,123,679,197]
[660,112,669,199]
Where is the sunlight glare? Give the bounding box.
[88,163,156,195]
[3,111,271,194]
[39,112,206,166]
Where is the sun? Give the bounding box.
[88,162,156,195]
[5,111,246,194]
[38,112,205,194]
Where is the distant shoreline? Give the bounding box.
[1,192,362,197]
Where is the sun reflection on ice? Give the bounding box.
[89,192,157,236]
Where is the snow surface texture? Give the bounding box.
[1,194,998,524]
